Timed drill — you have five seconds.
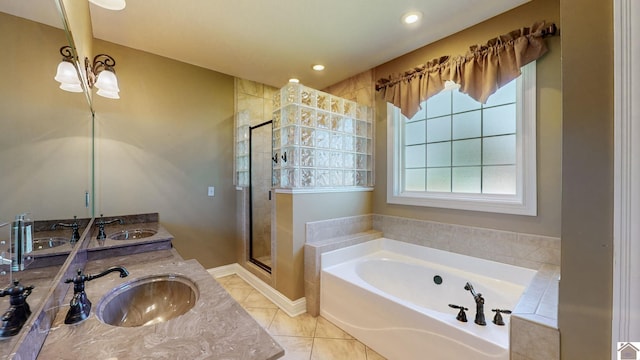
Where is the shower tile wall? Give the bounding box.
[322,70,375,108]
[235,78,279,280]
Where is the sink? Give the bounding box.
[32,237,68,250]
[107,229,157,240]
[9,237,68,253]
[96,274,198,327]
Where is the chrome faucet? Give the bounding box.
[464,282,486,326]
[95,214,124,240]
[64,266,129,324]
[52,216,81,243]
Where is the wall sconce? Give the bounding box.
[54,46,83,93]
[85,54,120,99]
[53,46,120,100]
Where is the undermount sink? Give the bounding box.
[107,229,157,240]
[33,237,68,250]
[9,237,68,253]
[96,274,198,327]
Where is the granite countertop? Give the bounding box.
[38,250,284,360]
[87,222,174,251]
[0,265,61,358]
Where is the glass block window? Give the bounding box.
[235,110,250,187]
[387,62,537,215]
[272,83,373,189]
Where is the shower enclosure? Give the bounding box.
[249,120,273,272]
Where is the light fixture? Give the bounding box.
[53,45,120,99]
[289,78,300,83]
[312,64,325,71]
[86,54,120,99]
[88,0,126,10]
[402,11,422,25]
[443,80,460,91]
[54,46,83,93]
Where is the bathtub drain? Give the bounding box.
[433,275,443,285]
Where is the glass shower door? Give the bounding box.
[249,121,273,272]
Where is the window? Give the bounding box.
[387,62,536,215]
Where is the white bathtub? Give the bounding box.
[320,238,536,360]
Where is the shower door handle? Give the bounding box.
[268,190,272,200]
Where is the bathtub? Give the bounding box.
[320,238,536,360]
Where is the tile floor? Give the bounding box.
[215,274,387,360]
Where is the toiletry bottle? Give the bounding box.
[10,213,32,272]
[22,215,32,255]
[11,215,24,272]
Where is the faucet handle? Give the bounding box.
[448,304,468,322]
[491,309,512,326]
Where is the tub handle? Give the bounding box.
[448,304,468,322]
[491,309,512,326]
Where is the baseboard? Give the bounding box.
[208,263,306,317]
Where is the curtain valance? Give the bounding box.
[375,21,558,119]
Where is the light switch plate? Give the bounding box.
[208,186,215,197]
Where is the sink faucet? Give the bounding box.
[63,266,129,324]
[95,214,124,240]
[0,280,34,337]
[464,282,486,326]
[52,216,81,243]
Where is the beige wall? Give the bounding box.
[91,39,237,269]
[275,191,372,299]
[371,0,562,238]
[560,0,613,358]
[0,13,92,222]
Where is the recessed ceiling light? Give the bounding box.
[402,11,422,25]
[289,78,300,83]
[312,64,325,71]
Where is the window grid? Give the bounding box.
[403,93,517,194]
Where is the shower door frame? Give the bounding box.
[248,120,273,273]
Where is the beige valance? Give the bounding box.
[376,21,558,119]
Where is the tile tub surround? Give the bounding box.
[39,254,284,360]
[372,214,560,269]
[304,230,382,316]
[305,214,373,245]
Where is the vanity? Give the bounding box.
[1,214,283,359]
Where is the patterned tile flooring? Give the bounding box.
[215,274,387,360]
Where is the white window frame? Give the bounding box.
[387,62,537,216]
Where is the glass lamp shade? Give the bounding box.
[95,69,120,93]
[59,83,83,93]
[54,61,81,87]
[96,88,120,99]
[89,0,126,10]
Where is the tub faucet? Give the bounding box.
[464,282,486,326]
[95,214,124,240]
[52,216,81,243]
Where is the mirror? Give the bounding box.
[0,0,94,353]
[0,1,93,224]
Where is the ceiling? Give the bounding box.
[2,0,529,89]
